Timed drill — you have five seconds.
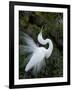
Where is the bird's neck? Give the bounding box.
[46,39,53,49]
[45,39,53,58]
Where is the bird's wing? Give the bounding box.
[20,31,37,48]
[19,45,35,55]
[25,48,45,72]
[20,31,38,54]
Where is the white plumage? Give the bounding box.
[20,30,53,74]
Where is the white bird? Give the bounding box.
[20,30,53,74]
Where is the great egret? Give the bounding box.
[20,30,53,74]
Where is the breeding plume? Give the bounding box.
[20,30,53,74]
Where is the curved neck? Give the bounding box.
[38,32,53,50]
[37,30,53,58]
[45,39,53,58]
[45,39,53,50]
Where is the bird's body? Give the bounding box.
[25,47,46,72]
[20,30,53,74]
